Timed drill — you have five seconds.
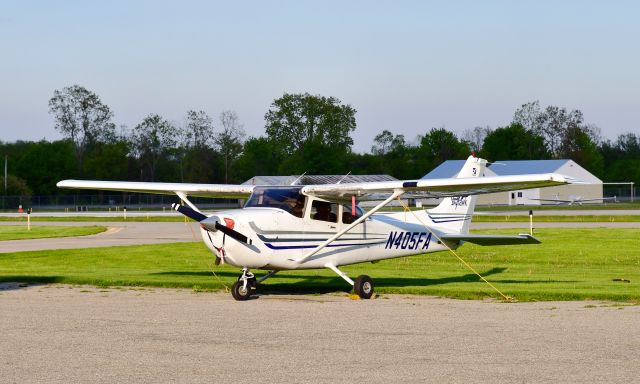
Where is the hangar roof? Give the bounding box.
[420,160,497,179]
[489,160,569,175]
[421,159,601,183]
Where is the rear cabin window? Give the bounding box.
[341,204,364,224]
[311,200,338,223]
[245,187,306,218]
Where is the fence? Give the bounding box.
[603,183,636,202]
[0,194,242,211]
[1,186,638,212]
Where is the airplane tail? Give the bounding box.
[425,155,487,234]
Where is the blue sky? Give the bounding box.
[1,0,638,152]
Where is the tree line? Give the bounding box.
[1,86,638,201]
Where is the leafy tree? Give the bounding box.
[417,127,470,170]
[371,130,395,155]
[12,140,76,195]
[480,123,549,161]
[599,133,640,185]
[559,125,604,177]
[131,114,178,181]
[277,140,350,175]
[611,133,640,159]
[184,110,215,149]
[513,101,585,158]
[513,100,544,132]
[264,93,357,156]
[84,139,131,181]
[0,174,32,205]
[48,85,116,175]
[345,152,384,175]
[461,126,493,153]
[369,130,418,178]
[235,137,282,181]
[181,110,218,183]
[217,110,246,183]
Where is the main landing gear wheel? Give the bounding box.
[354,275,374,299]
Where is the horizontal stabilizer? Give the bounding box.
[439,233,540,245]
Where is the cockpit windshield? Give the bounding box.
[244,187,306,218]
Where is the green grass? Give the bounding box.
[475,202,640,211]
[0,225,107,240]
[473,215,640,222]
[3,214,640,223]
[1,228,638,302]
[382,202,640,212]
[0,216,185,222]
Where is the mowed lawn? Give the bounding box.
[0,225,106,241]
[0,228,638,302]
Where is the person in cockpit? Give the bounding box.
[313,201,337,222]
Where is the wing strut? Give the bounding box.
[292,189,404,264]
[176,191,202,213]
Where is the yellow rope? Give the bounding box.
[181,204,228,292]
[185,220,198,241]
[206,258,230,293]
[397,197,513,302]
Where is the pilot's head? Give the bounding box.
[316,202,331,212]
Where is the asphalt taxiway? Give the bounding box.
[1,286,638,383]
[0,221,201,253]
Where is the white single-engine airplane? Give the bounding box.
[58,155,573,300]
[528,193,616,205]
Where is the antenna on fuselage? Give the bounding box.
[336,171,352,184]
[290,172,307,186]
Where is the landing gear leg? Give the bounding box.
[231,269,279,301]
[325,263,375,299]
[231,268,256,301]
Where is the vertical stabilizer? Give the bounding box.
[426,155,487,234]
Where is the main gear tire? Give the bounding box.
[354,275,374,299]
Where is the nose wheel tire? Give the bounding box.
[231,279,254,301]
[354,275,374,299]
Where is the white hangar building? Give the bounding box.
[422,159,603,206]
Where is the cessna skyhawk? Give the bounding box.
[58,155,573,301]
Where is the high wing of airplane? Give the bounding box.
[528,194,616,205]
[58,155,574,301]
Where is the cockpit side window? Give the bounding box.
[311,200,338,223]
[341,204,364,224]
[245,187,306,218]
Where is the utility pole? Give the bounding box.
[3,155,6,193]
[3,155,6,211]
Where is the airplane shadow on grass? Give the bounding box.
[152,267,580,295]
[0,275,61,291]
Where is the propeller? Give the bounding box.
[207,221,249,244]
[171,203,207,221]
[171,203,249,244]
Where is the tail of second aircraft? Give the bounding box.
[423,155,487,234]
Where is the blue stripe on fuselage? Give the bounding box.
[264,241,386,250]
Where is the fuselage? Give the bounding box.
[200,206,456,271]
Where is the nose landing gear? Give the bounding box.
[231,268,256,301]
[231,268,278,301]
